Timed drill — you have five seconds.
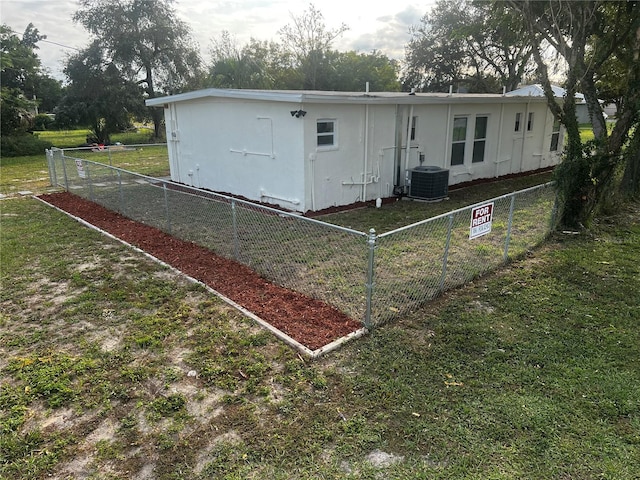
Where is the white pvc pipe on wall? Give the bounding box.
[404,104,414,182]
[495,103,505,177]
[362,103,370,202]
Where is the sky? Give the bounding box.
[1,0,434,81]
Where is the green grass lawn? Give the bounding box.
[1,180,639,476]
[0,153,54,196]
[319,171,554,233]
[1,129,169,196]
[36,128,93,148]
[58,144,170,178]
[36,128,157,149]
[579,121,616,143]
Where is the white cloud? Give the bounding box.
[348,5,425,58]
[1,0,81,78]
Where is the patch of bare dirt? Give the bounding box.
[53,417,119,479]
[39,192,362,351]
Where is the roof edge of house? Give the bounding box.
[145,88,554,107]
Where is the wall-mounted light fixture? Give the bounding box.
[290,109,307,118]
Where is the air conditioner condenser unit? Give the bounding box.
[408,166,449,201]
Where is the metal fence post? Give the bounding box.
[117,170,125,214]
[439,214,454,292]
[61,152,69,191]
[503,194,516,261]
[163,182,171,234]
[364,228,377,329]
[85,161,94,202]
[46,149,56,187]
[232,199,239,260]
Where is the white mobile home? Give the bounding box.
[146,88,563,213]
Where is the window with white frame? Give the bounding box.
[317,119,336,147]
[410,116,418,141]
[451,117,467,166]
[515,112,522,132]
[527,112,535,131]
[550,118,561,151]
[472,115,488,163]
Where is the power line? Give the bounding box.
[40,38,81,51]
[4,27,81,51]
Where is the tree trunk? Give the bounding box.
[621,125,640,197]
[508,0,640,226]
[580,76,607,140]
[143,64,164,140]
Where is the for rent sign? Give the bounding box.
[469,202,494,239]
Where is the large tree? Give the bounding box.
[1,23,62,132]
[403,0,535,93]
[57,41,143,143]
[73,0,202,138]
[506,0,640,227]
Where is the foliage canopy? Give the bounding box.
[56,41,144,144]
[506,0,640,227]
[403,0,535,93]
[207,5,399,92]
[0,23,62,134]
[72,0,202,138]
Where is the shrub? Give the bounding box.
[33,114,55,131]
[0,134,53,157]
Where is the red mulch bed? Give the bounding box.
[39,192,363,351]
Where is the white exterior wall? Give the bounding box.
[405,104,450,172]
[157,91,563,213]
[367,105,400,201]
[398,100,562,186]
[302,103,396,211]
[502,101,563,173]
[164,98,306,210]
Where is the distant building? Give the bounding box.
[507,84,609,125]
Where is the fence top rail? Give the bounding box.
[378,181,555,239]
[51,148,552,240]
[51,143,168,152]
[56,152,368,238]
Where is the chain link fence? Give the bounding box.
[370,183,557,325]
[47,147,557,329]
